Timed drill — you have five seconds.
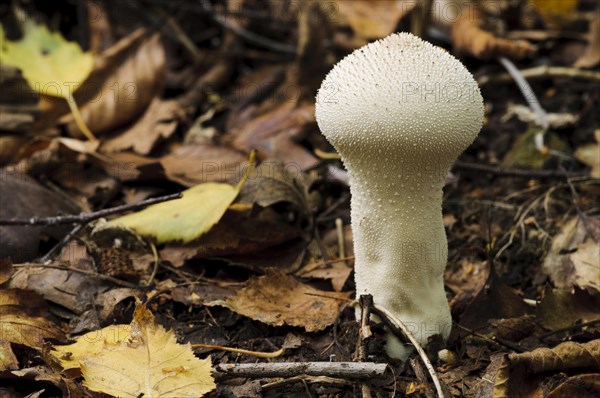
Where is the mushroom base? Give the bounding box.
[350,187,452,360]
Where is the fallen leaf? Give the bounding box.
[230,102,318,170]
[212,269,351,332]
[575,129,600,178]
[5,366,85,398]
[574,19,600,68]
[452,4,535,60]
[109,182,239,244]
[0,289,65,370]
[331,0,410,40]
[161,144,247,186]
[101,97,181,155]
[52,304,215,397]
[459,265,531,331]
[537,286,600,331]
[542,215,600,291]
[529,0,579,30]
[546,373,600,397]
[507,339,600,374]
[501,127,570,170]
[0,171,80,262]
[0,18,93,98]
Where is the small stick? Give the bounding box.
[477,65,600,86]
[214,362,389,379]
[192,343,285,359]
[357,295,374,398]
[0,193,182,226]
[371,304,445,398]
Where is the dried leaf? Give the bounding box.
[575,130,600,178]
[574,19,600,68]
[231,102,318,170]
[109,182,239,244]
[507,339,600,374]
[212,269,351,332]
[0,289,65,370]
[161,144,246,186]
[331,0,410,40]
[51,304,215,397]
[546,373,600,397]
[101,98,181,155]
[537,286,600,331]
[0,19,93,99]
[452,5,535,60]
[0,172,80,262]
[542,216,600,291]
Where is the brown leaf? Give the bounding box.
[161,144,246,186]
[230,102,318,170]
[37,29,164,137]
[542,216,600,291]
[0,171,80,262]
[459,265,531,331]
[101,98,183,155]
[546,373,600,397]
[537,286,600,331]
[508,339,600,374]
[575,19,600,68]
[452,5,535,60]
[331,0,410,40]
[0,289,65,370]
[213,269,351,332]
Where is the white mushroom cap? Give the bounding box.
[316,32,483,164]
[315,33,483,359]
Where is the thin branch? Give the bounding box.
[0,193,182,226]
[213,362,389,379]
[477,65,600,85]
[371,304,445,398]
[453,161,587,179]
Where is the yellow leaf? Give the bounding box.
[0,18,93,98]
[52,304,215,398]
[110,182,239,243]
[109,151,255,243]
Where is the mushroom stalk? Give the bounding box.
[315,33,483,358]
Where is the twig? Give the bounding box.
[0,193,182,226]
[261,375,353,391]
[453,161,587,179]
[454,322,525,352]
[192,343,285,359]
[357,295,374,398]
[539,319,600,340]
[14,263,139,289]
[213,362,389,379]
[370,304,445,398]
[199,0,296,54]
[477,65,600,85]
[39,224,84,263]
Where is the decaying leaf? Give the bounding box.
[459,265,531,331]
[109,153,254,243]
[0,19,93,98]
[0,171,80,262]
[575,129,600,178]
[330,0,409,41]
[0,289,65,370]
[546,373,600,397]
[52,304,215,397]
[537,286,600,331]
[161,143,247,186]
[452,4,535,60]
[230,102,318,170]
[501,127,569,170]
[211,269,351,332]
[574,19,600,69]
[101,98,180,155]
[109,182,239,244]
[542,215,600,291]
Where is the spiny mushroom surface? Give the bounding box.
[315,32,484,359]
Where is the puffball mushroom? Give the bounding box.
[315,33,483,359]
